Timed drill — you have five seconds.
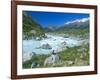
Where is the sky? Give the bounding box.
[25,11,89,28]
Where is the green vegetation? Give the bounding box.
[50,28,89,39]
[23,54,50,68]
[57,43,89,67]
[23,42,89,68]
[22,12,90,68]
[46,20,89,39]
[23,12,45,39]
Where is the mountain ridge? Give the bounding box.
[23,12,45,40]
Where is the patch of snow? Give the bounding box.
[65,17,89,25]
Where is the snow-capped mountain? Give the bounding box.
[55,17,89,32]
[44,17,89,32]
[65,17,89,25]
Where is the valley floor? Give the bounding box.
[23,33,89,68]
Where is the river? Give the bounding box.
[23,34,81,55]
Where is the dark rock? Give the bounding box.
[31,62,38,68]
[61,41,67,45]
[30,52,36,58]
[41,43,52,49]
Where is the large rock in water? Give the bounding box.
[56,41,67,52]
[61,41,67,45]
[41,43,52,49]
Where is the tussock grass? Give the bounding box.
[23,43,89,69]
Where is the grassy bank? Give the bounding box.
[23,42,89,69]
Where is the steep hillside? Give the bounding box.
[23,12,45,40]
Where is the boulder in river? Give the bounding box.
[58,41,67,51]
[35,37,41,41]
[30,52,36,58]
[41,43,52,49]
[63,35,69,38]
[61,41,67,45]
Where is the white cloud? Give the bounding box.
[65,17,89,25]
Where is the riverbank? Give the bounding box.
[22,34,89,68]
[23,42,89,68]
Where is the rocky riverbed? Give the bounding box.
[23,34,88,61]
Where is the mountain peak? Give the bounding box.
[65,17,89,25]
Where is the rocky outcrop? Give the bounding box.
[31,62,40,68]
[41,43,52,49]
[44,53,59,66]
[57,41,67,51]
[61,41,67,45]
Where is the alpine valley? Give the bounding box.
[22,12,90,68]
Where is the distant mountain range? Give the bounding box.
[65,18,89,25]
[44,18,89,32]
[44,26,58,32]
[23,12,89,39]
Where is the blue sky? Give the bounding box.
[24,11,89,28]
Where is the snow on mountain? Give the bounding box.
[65,17,89,25]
